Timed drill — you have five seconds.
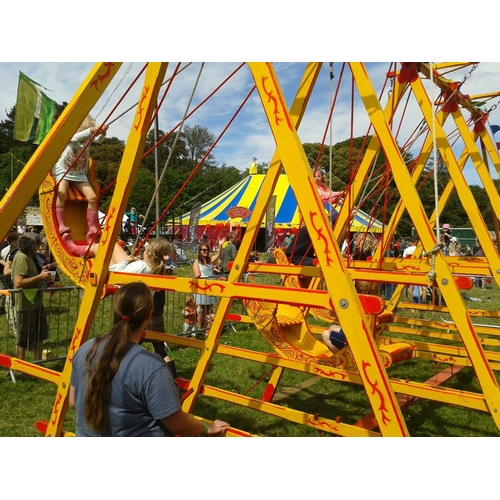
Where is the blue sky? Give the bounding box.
[2,62,500,187]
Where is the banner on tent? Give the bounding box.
[187,202,202,244]
[227,206,252,219]
[175,202,203,249]
[265,195,276,251]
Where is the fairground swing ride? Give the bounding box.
[1,62,500,437]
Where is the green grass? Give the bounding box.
[1,261,500,437]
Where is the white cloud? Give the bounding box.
[2,62,500,188]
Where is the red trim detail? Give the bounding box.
[398,63,418,84]
[261,384,276,403]
[0,354,12,369]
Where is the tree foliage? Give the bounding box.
[181,124,217,166]
[0,94,498,240]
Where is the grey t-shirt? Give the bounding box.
[71,338,180,436]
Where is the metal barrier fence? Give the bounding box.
[0,273,274,368]
[0,287,113,365]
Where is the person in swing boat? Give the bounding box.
[52,115,108,256]
[314,168,343,207]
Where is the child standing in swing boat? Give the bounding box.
[52,115,108,256]
[314,168,343,207]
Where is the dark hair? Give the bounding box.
[6,231,19,244]
[83,282,154,433]
[18,235,38,256]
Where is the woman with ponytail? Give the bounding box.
[69,282,230,437]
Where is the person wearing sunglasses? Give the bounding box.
[192,240,223,332]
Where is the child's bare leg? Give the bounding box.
[322,326,341,354]
[55,180,70,233]
[74,181,97,209]
[74,182,100,244]
[56,180,69,208]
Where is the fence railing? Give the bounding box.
[0,278,258,369]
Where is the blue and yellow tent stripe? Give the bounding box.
[180,174,384,233]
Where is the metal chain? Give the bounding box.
[458,63,479,89]
[132,63,205,251]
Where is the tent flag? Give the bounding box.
[14,71,56,144]
[490,124,500,135]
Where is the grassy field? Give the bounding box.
[1,259,500,437]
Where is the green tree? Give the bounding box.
[89,136,126,210]
[127,168,157,215]
[0,106,38,197]
[141,129,188,174]
[181,124,217,166]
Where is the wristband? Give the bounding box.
[201,421,209,436]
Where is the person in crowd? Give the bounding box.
[392,239,401,257]
[96,238,172,275]
[473,241,487,290]
[403,235,420,301]
[106,238,174,362]
[314,168,343,207]
[3,236,20,334]
[69,282,230,436]
[3,236,20,289]
[440,224,452,255]
[91,238,175,360]
[11,235,52,361]
[220,231,237,274]
[448,237,461,256]
[182,296,197,336]
[472,240,481,256]
[248,250,262,263]
[52,115,108,255]
[282,232,293,250]
[286,205,357,267]
[0,229,19,314]
[192,241,223,331]
[143,286,173,366]
[322,325,347,354]
[350,232,380,296]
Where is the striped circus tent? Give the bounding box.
[179,174,384,233]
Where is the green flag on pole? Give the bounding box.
[13,71,56,144]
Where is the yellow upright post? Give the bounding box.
[45,63,168,436]
[248,62,409,436]
[351,62,500,428]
